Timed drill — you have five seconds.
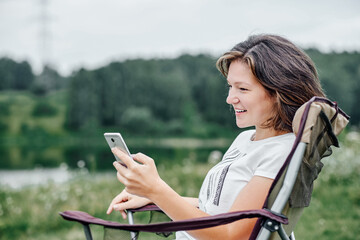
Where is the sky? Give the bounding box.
[0,0,359,76]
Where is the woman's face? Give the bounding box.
[226,60,276,132]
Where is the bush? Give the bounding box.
[0,102,10,115]
[30,82,47,96]
[0,120,7,132]
[121,107,161,134]
[32,101,58,117]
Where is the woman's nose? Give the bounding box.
[226,90,239,104]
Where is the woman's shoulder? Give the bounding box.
[229,130,295,154]
[255,133,296,155]
[234,129,256,141]
[226,130,254,150]
[267,132,295,145]
[233,130,295,145]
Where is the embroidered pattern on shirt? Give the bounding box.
[213,163,231,205]
[209,148,246,206]
[223,148,242,162]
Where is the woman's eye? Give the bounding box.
[226,84,247,91]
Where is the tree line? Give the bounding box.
[0,49,359,136]
[0,57,67,94]
[65,54,234,136]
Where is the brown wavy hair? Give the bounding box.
[216,34,325,132]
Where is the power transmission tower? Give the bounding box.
[39,0,51,68]
[36,0,55,94]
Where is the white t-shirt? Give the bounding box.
[176,130,295,240]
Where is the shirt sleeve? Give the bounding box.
[253,143,290,179]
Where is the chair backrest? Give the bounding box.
[251,97,349,239]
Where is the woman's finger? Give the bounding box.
[112,148,135,168]
[116,171,127,185]
[132,152,154,166]
[107,190,128,214]
[113,161,128,176]
[120,210,127,219]
[113,200,134,212]
[107,203,116,214]
[112,202,129,219]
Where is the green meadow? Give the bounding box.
[0,132,359,239]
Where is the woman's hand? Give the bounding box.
[111,148,164,199]
[107,189,152,219]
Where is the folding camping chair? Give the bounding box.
[60,96,349,240]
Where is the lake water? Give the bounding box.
[0,139,228,189]
[0,138,230,170]
[0,166,72,189]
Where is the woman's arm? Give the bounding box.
[112,148,273,240]
[183,197,199,207]
[107,192,198,218]
[149,175,273,240]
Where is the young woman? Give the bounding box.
[106,34,325,239]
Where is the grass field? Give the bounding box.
[0,133,359,240]
[0,91,359,239]
[0,90,68,136]
[294,132,360,239]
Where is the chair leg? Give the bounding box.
[82,224,93,240]
[127,210,138,240]
[82,212,137,240]
[277,225,290,240]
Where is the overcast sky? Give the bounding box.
[0,0,359,75]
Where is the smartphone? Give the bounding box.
[104,133,136,238]
[104,132,132,165]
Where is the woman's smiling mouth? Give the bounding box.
[235,109,247,114]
